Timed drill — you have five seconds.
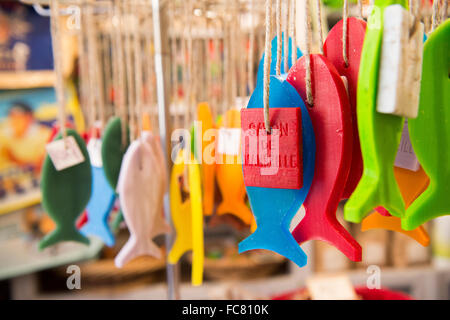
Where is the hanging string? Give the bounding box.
[87,2,106,131]
[304,0,313,106]
[86,4,97,133]
[276,0,282,76]
[442,0,448,22]
[149,4,159,134]
[358,0,363,20]
[343,0,349,67]
[263,0,273,133]
[408,0,419,36]
[113,0,127,148]
[222,16,229,116]
[248,0,256,94]
[93,8,106,129]
[284,0,290,73]
[132,2,144,137]
[233,0,245,101]
[432,0,439,31]
[169,2,179,129]
[77,3,90,130]
[315,0,324,54]
[124,1,136,142]
[231,0,239,104]
[186,0,193,128]
[290,0,297,67]
[212,19,221,116]
[50,0,67,141]
[110,1,119,119]
[181,2,188,128]
[204,3,213,105]
[102,28,113,116]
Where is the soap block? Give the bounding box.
[241,107,302,189]
[376,4,424,118]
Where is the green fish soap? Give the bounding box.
[101,117,130,190]
[39,129,92,250]
[344,0,408,224]
[404,20,450,230]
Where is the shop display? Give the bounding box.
[0,0,448,302]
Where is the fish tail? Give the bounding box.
[293,213,362,262]
[39,225,90,250]
[239,225,307,268]
[344,170,405,223]
[115,236,161,268]
[217,200,253,226]
[362,212,430,247]
[403,184,448,231]
[81,221,115,247]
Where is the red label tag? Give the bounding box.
[241,108,302,189]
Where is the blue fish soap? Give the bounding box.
[241,108,303,189]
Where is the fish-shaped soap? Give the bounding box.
[114,132,167,267]
[168,149,204,286]
[216,109,253,226]
[195,102,216,216]
[344,0,408,224]
[239,75,315,268]
[101,117,130,190]
[81,138,116,247]
[324,17,367,199]
[287,54,362,262]
[39,129,91,249]
[404,19,450,230]
[168,150,193,264]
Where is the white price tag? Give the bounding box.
[218,128,241,156]
[45,135,85,171]
[87,138,103,168]
[395,120,420,171]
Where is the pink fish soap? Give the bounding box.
[241,107,302,189]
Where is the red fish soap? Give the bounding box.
[241,107,303,189]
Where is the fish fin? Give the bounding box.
[362,212,430,247]
[114,236,161,268]
[39,225,90,250]
[81,221,115,247]
[293,213,362,261]
[239,226,307,268]
[344,170,405,223]
[217,201,253,226]
[403,185,448,231]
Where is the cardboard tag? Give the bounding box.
[87,138,103,168]
[306,275,358,300]
[45,135,85,171]
[395,120,420,171]
[241,107,302,189]
[217,128,241,156]
[376,5,424,118]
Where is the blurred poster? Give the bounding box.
[0,86,84,215]
[0,2,53,72]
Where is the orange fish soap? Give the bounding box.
[241,107,302,189]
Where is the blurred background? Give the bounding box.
[0,0,448,300]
